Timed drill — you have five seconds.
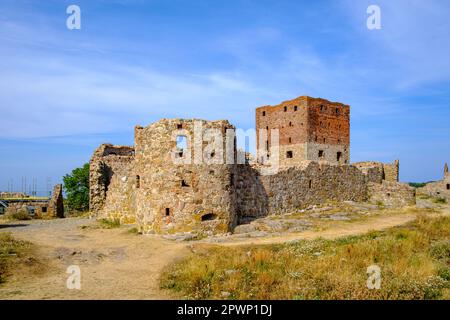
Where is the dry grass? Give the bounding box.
[161,215,450,300]
[0,232,43,284]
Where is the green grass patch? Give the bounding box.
[98,218,121,229]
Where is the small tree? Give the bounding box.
[63,163,89,212]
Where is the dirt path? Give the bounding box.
[0,206,448,299]
[0,218,189,299]
[216,209,450,247]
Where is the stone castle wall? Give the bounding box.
[88,96,416,235]
[133,119,238,235]
[368,181,416,207]
[89,144,135,220]
[417,163,450,200]
[353,160,399,183]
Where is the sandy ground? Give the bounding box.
[0,204,448,300]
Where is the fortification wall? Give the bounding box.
[353,160,399,183]
[236,162,368,218]
[134,119,238,235]
[417,164,450,200]
[89,144,135,217]
[368,181,416,207]
[383,160,400,182]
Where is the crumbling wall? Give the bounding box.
[89,144,135,218]
[260,162,367,215]
[353,160,399,183]
[417,163,450,200]
[47,184,64,218]
[235,164,269,221]
[383,160,399,182]
[236,162,368,218]
[134,119,238,235]
[368,181,416,208]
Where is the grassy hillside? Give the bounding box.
[161,215,450,300]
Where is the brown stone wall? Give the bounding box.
[417,164,450,200]
[353,160,399,183]
[89,144,135,217]
[47,184,64,218]
[236,162,368,218]
[134,119,238,235]
[383,160,399,182]
[235,164,269,221]
[368,181,416,208]
[4,201,50,218]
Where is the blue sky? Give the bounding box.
[1,0,450,193]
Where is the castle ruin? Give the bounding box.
[417,163,450,201]
[89,96,416,235]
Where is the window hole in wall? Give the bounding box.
[262,111,266,116]
[318,150,324,158]
[284,106,287,112]
[136,175,140,188]
[181,180,189,187]
[309,180,312,189]
[201,213,217,221]
[337,152,342,162]
[294,106,298,111]
[286,151,293,158]
[165,208,171,216]
[42,207,47,213]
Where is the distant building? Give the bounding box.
[418,163,450,200]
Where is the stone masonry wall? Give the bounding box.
[368,181,416,208]
[134,119,238,235]
[236,161,368,218]
[417,163,450,201]
[89,144,135,219]
[353,160,399,183]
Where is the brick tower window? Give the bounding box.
[262,111,266,116]
[165,208,170,216]
[284,106,287,112]
[136,175,140,188]
[335,107,339,115]
[294,106,298,111]
[337,152,342,161]
[447,184,450,190]
[318,150,324,158]
[286,151,293,158]
[288,137,292,143]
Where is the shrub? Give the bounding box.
[98,218,121,229]
[7,209,31,221]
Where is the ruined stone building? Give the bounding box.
[417,163,450,200]
[89,96,415,235]
[0,184,64,218]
